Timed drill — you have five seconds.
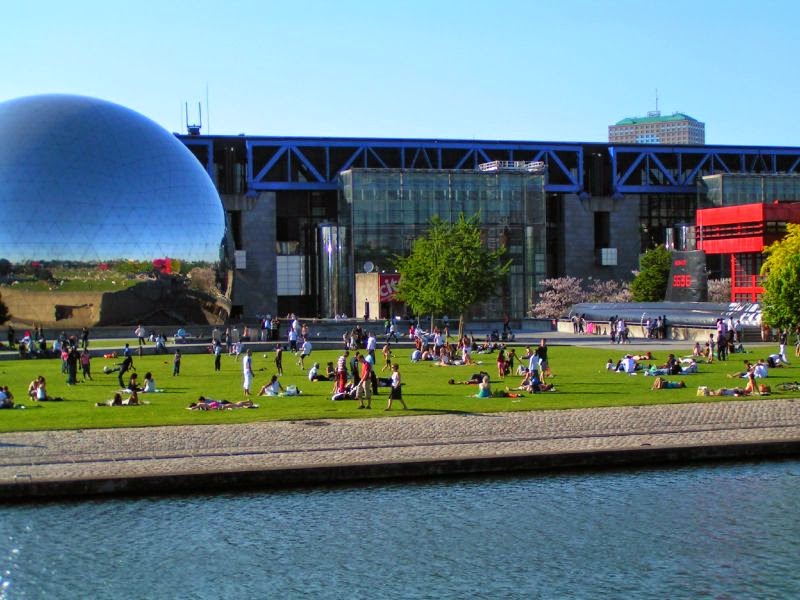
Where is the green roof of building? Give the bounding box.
[614,112,702,126]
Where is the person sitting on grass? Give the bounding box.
[727,360,753,379]
[258,375,284,396]
[0,386,14,409]
[447,371,491,385]
[142,372,162,393]
[516,368,555,393]
[307,363,329,382]
[474,375,492,398]
[30,376,61,401]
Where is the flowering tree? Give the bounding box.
[707,278,731,304]
[532,277,632,318]
[532,277,586,318]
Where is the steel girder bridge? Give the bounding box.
[180,136,800,195]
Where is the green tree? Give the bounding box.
[394,213,511,336]
[761,223,800,329]
[630,245,672,302]
[0,294,10,326]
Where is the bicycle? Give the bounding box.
[777,381,800,392]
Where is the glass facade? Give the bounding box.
[639,194,697,249]
[702,174,800,206]
[339,168,546,318]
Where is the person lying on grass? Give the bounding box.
[96,390,142,406]
[187,396,258,410]
[651,376,686,390]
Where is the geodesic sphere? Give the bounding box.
[0,94,226,265]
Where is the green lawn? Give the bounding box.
[0,344,796,432]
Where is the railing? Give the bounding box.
[478,160,546,173]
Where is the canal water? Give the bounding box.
[2,460,799,599]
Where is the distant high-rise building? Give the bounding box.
[609,111,705,145]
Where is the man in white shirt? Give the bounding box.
[366,332,377,360]
[297,339,313,369]
[242,349,253,397]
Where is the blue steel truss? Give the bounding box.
[610,145,800,194]
[242,137,583,193]
[178,135,800,195]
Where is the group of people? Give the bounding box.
[328,348,406,410]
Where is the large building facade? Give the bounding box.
[179,133,800,320]
[608,111,705,145]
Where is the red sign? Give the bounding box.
[673,274,692,288]
[379,274,400,302]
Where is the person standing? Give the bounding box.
[135,324,146,353]
[213,340,222,372]
[385,363,407,410]
[80,348,92,381]
[274,344,284,376]
[242,349,254,397]
[356,354,372,409]
[66,347,79,385]
[366,331,377,361]
[81,326,90,350]
[536,338,552,379]
[173,349,182,376]
[779,329,789,364]
[496,348,507,381]
[336,349,349,391]
[380,342,392,373]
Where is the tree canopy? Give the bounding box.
[760,223,800,329]
[0,295,9,326]
[630,245,672,302]
[394,213,510,332]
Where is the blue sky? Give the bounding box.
[3,0,798,145]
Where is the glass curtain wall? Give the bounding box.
[703,174,800,206]
[339,168,546,319]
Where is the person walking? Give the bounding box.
[242,349,254,397]
[385,363,407,411]
[172,349,182,376]
[117,354,134,388]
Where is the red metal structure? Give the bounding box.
[696,202,800,302]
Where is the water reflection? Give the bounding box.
[0,95,231,322]
[1,461,799,598]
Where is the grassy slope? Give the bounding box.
[0,343,795,433]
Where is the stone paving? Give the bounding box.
[2,399,799,493]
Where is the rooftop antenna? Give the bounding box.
[185,101,202,136]
[205,83,210,135]
[647,88,661,118]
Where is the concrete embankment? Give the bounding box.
[2,399,799,501]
